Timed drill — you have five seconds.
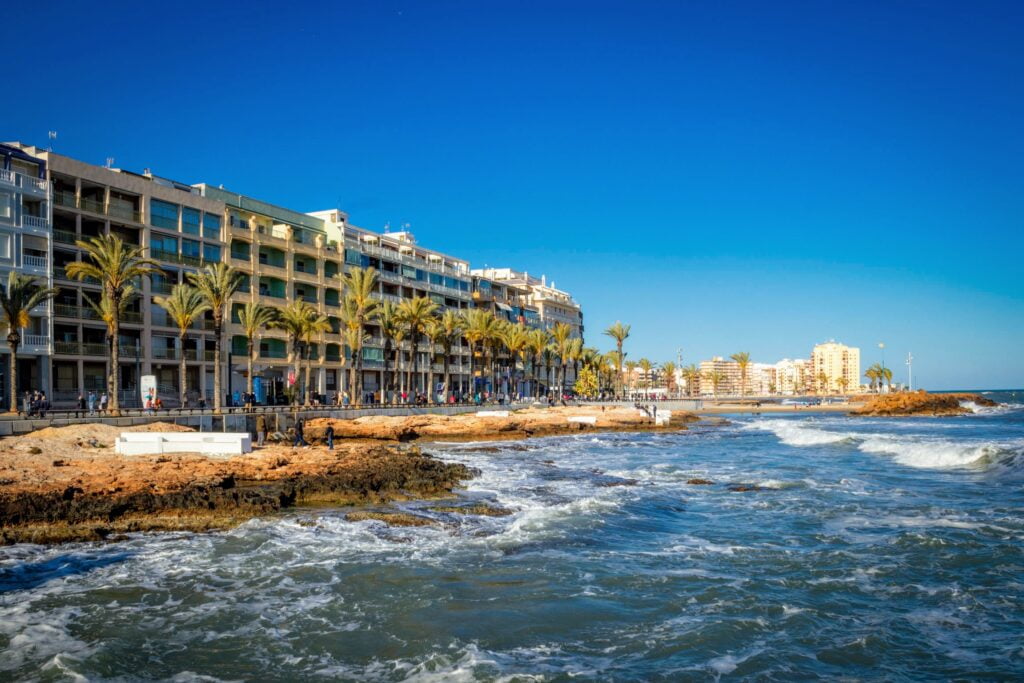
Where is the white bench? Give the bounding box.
[567,416,597,425]
[115,432,252,456]
[476,410,511,418]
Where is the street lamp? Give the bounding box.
[906,352,913,391]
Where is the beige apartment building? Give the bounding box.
[7,143,228,407]
[699,357,741,396]
[811,341,861,393]
[6,142,585,406]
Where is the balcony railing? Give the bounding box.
[107,204,142,223]
[122,311,144,324]
[0,170,48,192]
[55,341,109,357]
[23,255,47,269]
[54,190,76,208]
[22,215,47,230]
[54,229,77,244]
[0,169,12,185]
[151,281,176,295]
[152,347,178,360]
[260,349,288,359]
[79,196,105,214]
[22,334,50,348]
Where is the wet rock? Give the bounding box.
[687,478,715,485]
[428,503,513,517]
[728,484,763,492]
[345,511,436,527]
[852,391,997,417]
[597,478,639,488]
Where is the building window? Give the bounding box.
[203,244,221,262]
[202,213,221,239]
[150,233,178,255]
[345,249,361,266]
[151,199,179,230]
[0,192,10,218]
[182,239,201,259]
[182,207,201,235]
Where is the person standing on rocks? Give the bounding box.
[256,414,267,447]
[325,424,334,451]
[293,418,309,448]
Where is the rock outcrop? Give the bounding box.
[852,391,997,417]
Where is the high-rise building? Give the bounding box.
[774,358,811,395]
[0,144,53,407]
[811,341,860,393]
[698,356,741,396]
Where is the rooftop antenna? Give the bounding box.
[383,222,390,233]
[105,157,115,169]
[47,131,57,152]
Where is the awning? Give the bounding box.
[495,302,513,312]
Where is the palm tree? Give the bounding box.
[865,364,882,392]
[433,309,465,401]
[881,366,893,392]
[0,273,58,413]
[603,321,630,397]
[500,323,531,399]
[66,234,162,413]
[550,322,573,397]
[236,302,278,402]
[378,301,402,402]
[705,370,725,399]
[301,312,331,403]
[817,371,829,395]
[337,266,379,405]
[567,337,584,395]
[661,361,677,396]
[624,360,639,395]
[188,263,242,412]
[154,284,210,408]
[271,300,317,404]
[463,309,500,398]
[638,358,653,391]
[731,352,751,396]
[682,364,701,397]
[525,328,550,399]
[837,376,850,395]
[398,296,439,398]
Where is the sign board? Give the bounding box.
[140,374,157,406]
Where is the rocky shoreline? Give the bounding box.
[0,407,693,545]
[851,391,997,417]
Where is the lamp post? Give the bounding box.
[906,352,913,391]
[878,342,886,393]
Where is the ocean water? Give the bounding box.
[2,395,1023,681]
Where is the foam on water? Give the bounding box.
[747,418,1024,473]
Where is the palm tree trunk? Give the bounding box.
[410,333,419,398]
[8,339,18,414]
[179,332,188,408]
[383,340,391,403]
[110,316,121,413]
[304,349,312,405]
[246,338,255,398]
[354,333,363,406]
[616,341,623,398]
[443,345,451,404]
[213,318,223,412]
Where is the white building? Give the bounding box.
[0,144,53,408]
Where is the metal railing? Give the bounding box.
[22,215,47,230]
[53,229,77,244]
[22,334,49,347]
[23,255,47,269]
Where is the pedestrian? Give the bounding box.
[87,391,96,415]
[244,391,252,412]
[77,393,86,418]
[325,424,334,451]
[293,418,309,447]
[100,392,108,413]
[256,414,267,447]
[40,392,48,418]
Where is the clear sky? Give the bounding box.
[7,1,1023,389]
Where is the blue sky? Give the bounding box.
[7,1,1023,389]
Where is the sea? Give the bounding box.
[1,391,1022,681]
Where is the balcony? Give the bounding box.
[22,254,47,270]
[54,190,77,208]
[22,215,48,232]
[107,203,142,223]
[0,170,48,194]
[260,349,288,360]
[152,347,179,360]
[20,334,50,353]
[151,280,176,295]
[55,341,109,357]
[78,196,105,215]
[54,229,77,244]
[122,311,144,324]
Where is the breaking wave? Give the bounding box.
[747,419,1024,474]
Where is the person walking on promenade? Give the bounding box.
[256,414,267,447]
[76,393,86,418]
[100,392,108,413]
[325,424,334,451]
[87,391,96,415]
[293,418,309,448]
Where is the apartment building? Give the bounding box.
[5,142,585,405]
[7,143,228,407]
[311,210,477,399]
[699,357,741,396]
[774,358,811,395]
[0,145,53,407]
[811,341,861,393]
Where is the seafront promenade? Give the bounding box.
[0,399,708,436]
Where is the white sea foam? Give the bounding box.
[746,418,1024,473]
